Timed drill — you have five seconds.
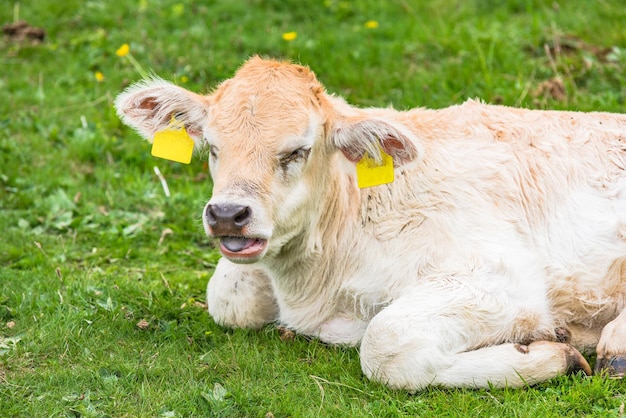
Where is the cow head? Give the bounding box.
[115,57,419,264]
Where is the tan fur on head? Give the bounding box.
[115,56,420,167]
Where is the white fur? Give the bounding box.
[115,58,626,391]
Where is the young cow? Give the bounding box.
[116,57,626,390]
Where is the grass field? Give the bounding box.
[1,0,625,416]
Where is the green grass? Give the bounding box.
[1,0,625,416]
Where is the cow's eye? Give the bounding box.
[279,147,311,168]
[208,145,219,160]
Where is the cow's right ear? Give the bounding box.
[331,115,420,167]
[115,78,209,145]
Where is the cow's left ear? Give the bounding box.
[115,78,209,146]
[331,117,420,166]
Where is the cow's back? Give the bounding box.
[368,100,626,349]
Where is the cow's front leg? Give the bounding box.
[360,283,591,391]
[595,308,626,377]
[317,315,369,345]
[206,258,278,329]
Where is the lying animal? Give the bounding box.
[116,56,626,390]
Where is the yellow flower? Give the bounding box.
[180,75,189,83]
[172,3,184,17]
[282,31,297,41]
[116,43,130,57]
[94,71,105,82]
[365,20,379,29]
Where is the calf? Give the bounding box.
[116,57,626,390]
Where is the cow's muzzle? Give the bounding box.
[204,203,268,262]
[205,203,252,232]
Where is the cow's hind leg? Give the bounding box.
[595,308,626,377]
[360,286,591,391]
[207,258,278,329]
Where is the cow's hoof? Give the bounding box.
[594,356,626,378]
[565,345,592,376]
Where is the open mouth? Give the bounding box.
[219,236,268,260]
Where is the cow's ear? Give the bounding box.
[331,116,419,166]
[115,78,209,145]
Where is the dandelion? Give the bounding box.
[115,43,148,78]
[115,43,130,57]
[282,31,297,41]
[94,71,105,82]
[365,20,379,29]
[180,75,189,83]
[171,3,184,17]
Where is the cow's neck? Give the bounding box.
[264,155,360,298]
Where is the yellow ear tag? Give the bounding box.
[356,146,394,188]
[151,117,194,164]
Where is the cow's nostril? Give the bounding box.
[233,206,251,227]
[205,205,218,226]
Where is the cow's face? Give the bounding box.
[115,57,418,264]
[201,61,330,262]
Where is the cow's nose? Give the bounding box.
[205,204,252,228]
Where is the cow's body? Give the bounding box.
[116,57,626,390]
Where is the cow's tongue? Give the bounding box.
[221,237,257,253]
